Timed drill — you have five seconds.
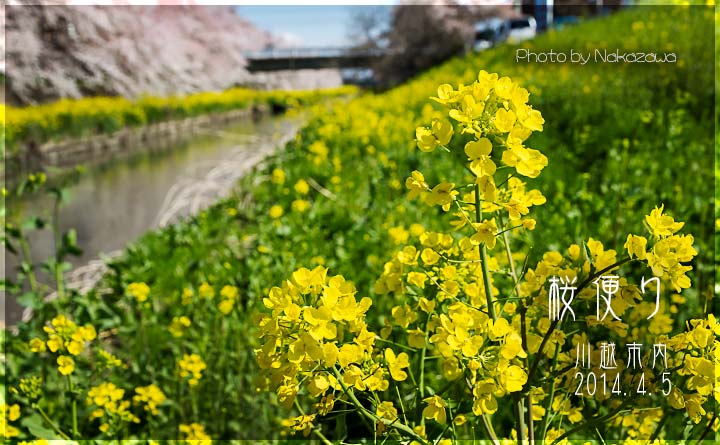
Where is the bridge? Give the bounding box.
[244,47,386,72]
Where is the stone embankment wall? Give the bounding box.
[8,106,270,181]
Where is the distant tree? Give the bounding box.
[374,2,475,87]
[347,6,389,50]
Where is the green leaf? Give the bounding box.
[62,229,82,256]
[17,291,42,310]
[21,413,62,440]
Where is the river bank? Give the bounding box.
[3,113,304,326]
[6,105,268,186]
[2,86,357,182]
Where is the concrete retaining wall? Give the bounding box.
[7,105,271,178]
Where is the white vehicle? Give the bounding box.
[472,18,510,52]
[507,16,537,43]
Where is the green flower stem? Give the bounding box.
[375,336,418,352]
[52,196,65,300]
[66,375,78,438]
[480,414,501,445]
[501,224,534,445]
[418,323,429,429]
[18,234,40,291]
[36,405,72,440]
[486,204,525,444]
[540,343,561,441]
[419,322,429,399]
[332,367,430,445]
[474,183,496,321]
[521,334,534,444]
[474,182,528,442]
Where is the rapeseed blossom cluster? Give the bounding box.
[625,204,698,291]
[87,382,140,432]
[255,72,548,441]
[127,282,150,302]
[256,70,714,443]
[4,86,357,158]
[256,267,376,410]
[1,403,21,438]
[133,384,167,416]
[374,228,529,415]
[179,422,212,443]
[218,284,240,315]
[178,353,207,387]
[410,72,547,234]
[29,315,97,376]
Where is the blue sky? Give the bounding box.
[236,5,392,48]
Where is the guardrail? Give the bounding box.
[244,47,387,72]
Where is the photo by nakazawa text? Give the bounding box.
[516,48,677,64]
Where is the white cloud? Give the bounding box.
[275,31,305,47]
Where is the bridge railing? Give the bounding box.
[244,47,386,60]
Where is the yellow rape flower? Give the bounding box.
[416,119,454,152]
[473,379,498,415]
[406,170,429,199]
[294,179,310,195]
[422,395,447,424]
[392,304,418,328]
[169,316,192,337]
[425,182,458,211]
[500,364,528,393]
[624,234,648,260]
[645,204,684,238]
[494,76,515,99]
[501,331,527,360]
[127,282,150,302]
[384,348,410,381]
[449,94,484,125]
[87,382,124,408]
[57,355,75,375]
[292,199,311,213]
[502,144,548,178]
[281,414,315,436]
[407,271,427,288]
[178,354,206,386]
[465,138,496,178]
[519,107,545,131]
[29,338,46,352]
[271,168,286,184]
[493,108,516,133]
[198,282,214,299]
[431,83,461,105]
[181,287,194,305]
[376,401,398,421]
[388,226,410,244]
[47,335,63,352]
[134,384,166,415]
[220,285,238,300]
[269,204,284,219]
[1,404,21,438]
[218,299,235,315]
[471,218,498,249]
[179,423,211,443]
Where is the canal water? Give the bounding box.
[2,115,302,326]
